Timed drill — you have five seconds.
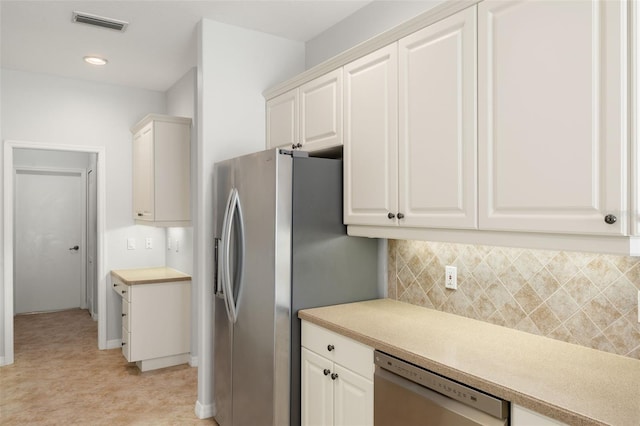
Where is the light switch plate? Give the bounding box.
[145,237,152,249]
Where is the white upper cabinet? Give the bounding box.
[344,44,398,226]
[478,0,627,235]
[399,6,477,229]
[131,114,192,227]
[344,7,476,229]
[266,89,298,150]
[300,70,343,151]
[266,69,342,152]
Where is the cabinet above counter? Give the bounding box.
[131,114,192,227]
[264,0,640,256]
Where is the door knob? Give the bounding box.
[69,245,79,251]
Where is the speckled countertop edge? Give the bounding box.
[298,299,640,426]
[110,267,191,285]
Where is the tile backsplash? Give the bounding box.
[388,240,640,359]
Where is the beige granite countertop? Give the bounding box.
[298,299,640,426]
[110,267,191,285]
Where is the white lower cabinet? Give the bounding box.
[511,404,567,426]
[112,275,191,371]
[301,321,373,426]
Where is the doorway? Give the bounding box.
[3,141,106,365]
[14,167,87,314]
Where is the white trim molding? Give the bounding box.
[3,140,107,365]
[189,355,198,367]
[195,400,215,420]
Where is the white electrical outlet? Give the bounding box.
[127,238,136,250]
[445,265,457,290]
[145,237,153,249]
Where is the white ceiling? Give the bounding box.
[1,1,371,91]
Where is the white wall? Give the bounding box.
[166,68,196,276]
[165,67,197,359]
[0,69,168,356]
[305,0,444,69]
[195,19,304,418]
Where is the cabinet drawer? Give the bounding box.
[122,326,132,361]
[302,321,373,379]
[112,279,131,302]
[122,299,131,332]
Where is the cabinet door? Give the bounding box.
[153,121,191,222]
[333,364,373,426]
[478,0,627,235]
[132,123,154,221]
[301,348,334,426]
[399,6,477,229]
[300,69,343,151]
[266,89,298,149]
[344,44,399,225]
[128,282,191,362]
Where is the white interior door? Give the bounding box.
[14,168,86,314]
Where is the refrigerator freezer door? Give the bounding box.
[231,149,292,426]
[213,158,235,426]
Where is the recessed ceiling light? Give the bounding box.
[84,56,108,66]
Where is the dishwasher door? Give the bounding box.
[374,352,509,426]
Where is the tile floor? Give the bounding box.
[0,309,217,425]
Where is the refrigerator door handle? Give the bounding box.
[221,187,245,324]
[220,189,235,321]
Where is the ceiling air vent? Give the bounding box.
[72,11,128,32]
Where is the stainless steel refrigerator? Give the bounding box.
[213,149,380,426]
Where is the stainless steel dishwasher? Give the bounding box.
[374,351,509,426]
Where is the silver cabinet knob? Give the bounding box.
[331,373,339,380]
[397,213,405,219]
[323,369,330,376]
[387,212,395,219]
[604,214,617,224]
[327,344,335,352]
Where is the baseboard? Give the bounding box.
[91,311,98,321]
[195,400,215,419]
[106,339,122,350]
[189,355,198,367]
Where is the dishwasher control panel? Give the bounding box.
[374,350,509,420]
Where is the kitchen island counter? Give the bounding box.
[299,298,640,426]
